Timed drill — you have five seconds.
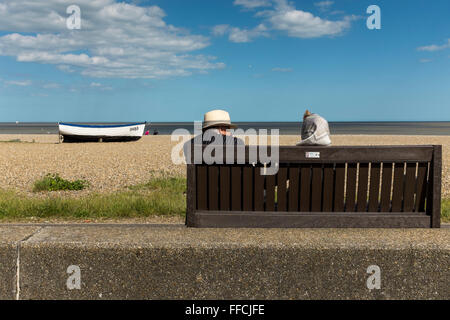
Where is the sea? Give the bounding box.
[0,122,449,136]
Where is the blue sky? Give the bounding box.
[0,0,449,122]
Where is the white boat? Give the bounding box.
[58,122,147,142]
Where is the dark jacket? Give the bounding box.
[183,130,244,164]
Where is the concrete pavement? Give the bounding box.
[0,224,448,300]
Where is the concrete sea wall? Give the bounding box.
[0,225,448,300]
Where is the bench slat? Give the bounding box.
[380,163,393,212]
[195,145,434,163]
[197,165,208,210]
[311,164,323,212]
[277,167,288,211]
[242,167,253,211]
[333,163,345,212]
[192,211,431,228]
[392,163,405,212]
[415,163,428,212]
[288,167,300,212]
[403,163,417,212]
[345,163,357,212]
[357,163,369,212]
[219,166,230,211]
[278,146,433,162]
[300,165,312,212]
[231,167,242,211]
[266,174,276,211]
[322,164,334,212]
[208,166,219,211]
[368,163,381,212]
[254,167,264,211]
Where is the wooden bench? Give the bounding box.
[186,145,442,228]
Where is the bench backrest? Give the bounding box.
[186,145,442,228]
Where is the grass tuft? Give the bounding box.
[0,175,186,220]
[0,173,447,223]
[33,173,89,192]
[442,199,450,223]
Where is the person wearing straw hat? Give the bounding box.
[202,109,238,135]
[297,109,331,146]
[183,109,243,163]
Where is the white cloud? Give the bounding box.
[57,65,75,73]
[213,23,268,43]
[212,24,230,36]
[419,59,432,63]
[229,24,269,43]
[417,39,450,52]
[233,0,272,9]
[314,1,334,11]
[43,82,61,89]
[219,0,355,42]
[271,67,292,72]
[89,82,113,90]
[5,80,32,86]
[0,0,224,79]
[268,0,354,38]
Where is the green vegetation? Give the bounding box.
[128,174,185,193]
[33,173,89,192]
[0,172,448,222]
[442,199,450,222]
[0,175,186,220]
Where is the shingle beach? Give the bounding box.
[0,134,448,198]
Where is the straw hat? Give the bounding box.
[202,109,237,130]
[303,109,312,120]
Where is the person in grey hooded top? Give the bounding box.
[296,110,332,146]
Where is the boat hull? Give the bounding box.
[59,123,146,143]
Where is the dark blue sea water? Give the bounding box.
[0,122,449,135]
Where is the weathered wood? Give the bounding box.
[403,163,417,212]
[278,146,433,162]
[277,167,288,212]
[333,163,346,212]
[208,166,219,211]
[231,166,241,211]
[346,163,357,212]
[415,163,428,213]
[242,167,253,211]
[299,165,311,212]
[428,145,442,228]
[196,145,434,164]
[311,164,323,212]
[197,165,208,210]
[368,163,381,212]
[380,163,393,212]
[186,164,196,225]
[254,167,264,211]
[288,167,300,212]
[219,166,230,211]
[357,163,369,212]
[391,163,405,212]
[192,211,431,228]
[186,145,440,228]
[322,164,334,212]
[265,174,275,211]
